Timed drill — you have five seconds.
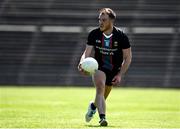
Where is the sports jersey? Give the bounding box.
[87,27,131,72]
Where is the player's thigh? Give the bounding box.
[92,70,106,87]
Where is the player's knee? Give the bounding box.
[95,79,105,87]
[95,81,105,94]
[96,87,105,95]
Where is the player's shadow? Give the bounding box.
[86,124,117,128]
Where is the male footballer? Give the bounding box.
[78,8,132,126]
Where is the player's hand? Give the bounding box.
[78,63,91,76]
[112,74,122,86]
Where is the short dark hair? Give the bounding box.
[99,8,116,20]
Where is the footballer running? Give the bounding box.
[78,8,132,126]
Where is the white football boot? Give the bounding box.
[85,101,96,122]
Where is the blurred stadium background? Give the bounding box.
[0,0,179,88]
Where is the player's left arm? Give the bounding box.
[112,47,132,85]
[119,47,132,76]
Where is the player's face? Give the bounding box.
[99,13,112,32]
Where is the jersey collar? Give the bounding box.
[103,33,113,38]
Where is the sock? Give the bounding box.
[99,114,106,119]
[91,103,96,110]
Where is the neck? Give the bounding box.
[103,25,113,35]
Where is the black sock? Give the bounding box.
[91,103,96,110]
[99,114,106,119]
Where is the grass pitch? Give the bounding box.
[0,86,180,128]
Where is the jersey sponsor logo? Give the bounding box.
[95,46,118,55]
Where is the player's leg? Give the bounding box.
[93,70,106,117]
[104,70,117,100]
[98,85,112,126]
[93,70,108,126]
[104,85,112,100]
[85,70,106,123]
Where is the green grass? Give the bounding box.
[0,86,180,128]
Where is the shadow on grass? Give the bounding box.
[85,124,117,128]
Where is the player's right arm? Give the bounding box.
[78,45,94,74]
